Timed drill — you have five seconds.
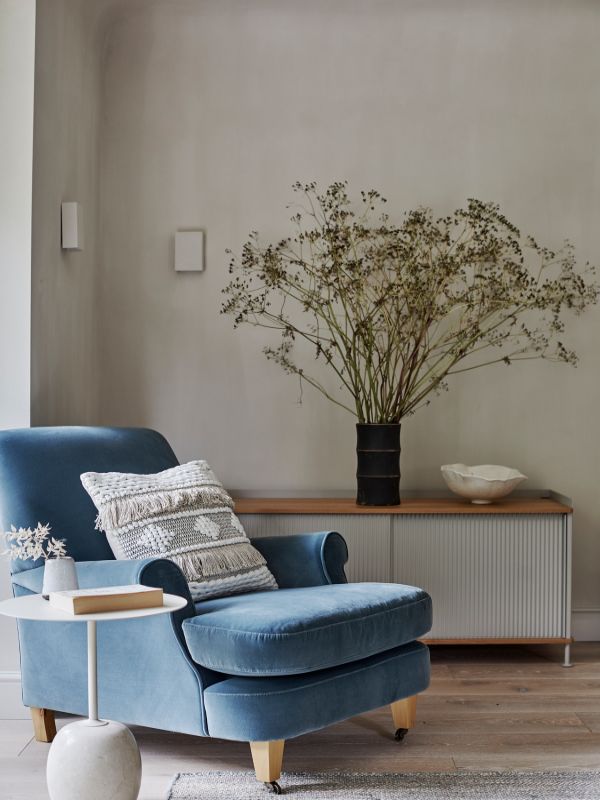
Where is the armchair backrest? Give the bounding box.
[0,427,179,574]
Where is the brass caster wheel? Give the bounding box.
[394,727,409,742]
[265,780,283,794]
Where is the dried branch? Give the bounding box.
[222,182,598,423]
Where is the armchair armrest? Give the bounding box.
[12,557,195,622]
[251,531,348,588]
[12,559,208,735]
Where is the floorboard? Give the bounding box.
[2,643,600,799]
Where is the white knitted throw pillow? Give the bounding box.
[80,461,277,601]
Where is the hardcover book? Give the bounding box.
[48,584,163,615]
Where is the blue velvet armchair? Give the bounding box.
[0,427,432,792]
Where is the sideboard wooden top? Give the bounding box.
[234,497,572,515]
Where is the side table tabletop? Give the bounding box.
[0,592,187,800]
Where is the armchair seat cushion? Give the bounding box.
[204,641,430,742]
[183,582,432,677]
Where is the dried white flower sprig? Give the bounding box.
[2,523,68,561]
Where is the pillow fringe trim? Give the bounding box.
[169,541,267,580]
[94,486,234,530]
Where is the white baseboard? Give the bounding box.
[0,670,28,719]
[572,609,600,642]
[0,670,21,681]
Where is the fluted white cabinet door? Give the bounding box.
[393,514,569,639]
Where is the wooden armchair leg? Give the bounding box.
[250,740,285,793]
[30,707,56,743]
[390,695,417,741]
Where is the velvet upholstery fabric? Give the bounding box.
[13,558,216,735]
[3,426,431,746]
[204,641,430,741]
[251,532,348,587]
[185,583,432,676]
[0,427,179,571]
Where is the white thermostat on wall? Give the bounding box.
[61,201,83,251]
[174,230,205,272]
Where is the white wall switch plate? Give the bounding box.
[61,202,83,250]
[175,230,205,272]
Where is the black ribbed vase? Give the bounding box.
[356,423,401,506]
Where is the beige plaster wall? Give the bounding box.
[30,0,107,425]
[96,0,600,609]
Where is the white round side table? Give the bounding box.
[0,591,187,800]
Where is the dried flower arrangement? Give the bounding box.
[222,181,598,504]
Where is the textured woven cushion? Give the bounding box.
[184,583,432,676]
[80,461,277,601]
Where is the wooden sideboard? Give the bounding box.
[235,494,574,666]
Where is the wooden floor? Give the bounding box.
[2,643,600,799]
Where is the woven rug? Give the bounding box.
[167,770,600,799]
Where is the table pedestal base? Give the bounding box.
[47,719,141,800]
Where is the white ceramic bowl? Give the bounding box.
[441,464,527,504]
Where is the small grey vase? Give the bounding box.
[42,556,79,599]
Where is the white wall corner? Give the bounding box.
[0,0,34,430]
[572,609,600,642]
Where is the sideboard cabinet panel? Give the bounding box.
[393,514,568,639]
[238,513,391,583]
